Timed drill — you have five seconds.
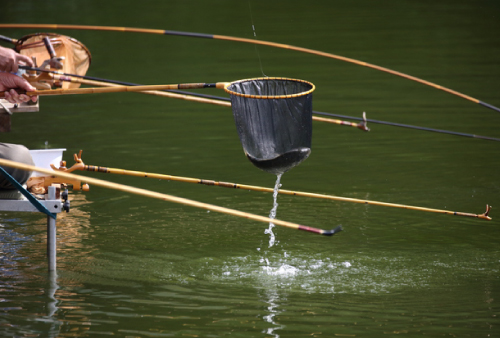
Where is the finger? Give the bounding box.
[8,88,21,104]
[16,54,34,67]
[31,95,38,103]
[4,91,15,104]
[12,76,35,92]
[4,63,13,73]
[10,62,18,73]
[19,94,30,103]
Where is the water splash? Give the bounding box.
[264,173,282,248]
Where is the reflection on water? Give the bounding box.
[33,272,61,338]
[0,194,92,336]
[0,221,33,278]
[46,272,59,317]
[260,287,285,338]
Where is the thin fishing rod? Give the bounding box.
[3,23,499,113]
[57,152,492,221]
[20,66,500,140]
[0,158,342,236]
[0,34,17,44]
[57,72,500,142]
[312,112,500,142]
[20,65,221,99]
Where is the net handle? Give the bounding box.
[0,77,313,98]
[1,82,227,97]
[223,77,315,99]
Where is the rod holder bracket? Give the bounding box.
[357,112,370,132]
[482,204,491,218]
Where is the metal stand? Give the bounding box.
[47,187,58,271]
[0,186,63,271]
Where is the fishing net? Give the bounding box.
[15,33,92,89]
[225,77,315,174]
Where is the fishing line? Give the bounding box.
[248,1,268,77]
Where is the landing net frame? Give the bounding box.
[224,77,316,174]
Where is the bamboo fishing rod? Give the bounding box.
[0,158,342,236]
[2,23,499,113]
[0,76,317,98]
[56,152,492,220]
[20,65,237,106]
[0,82,227,96]
[55,74,233,106]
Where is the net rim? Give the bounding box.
[223,77,315,99]
[15,32,93,64]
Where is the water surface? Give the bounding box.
[1,0,499,337]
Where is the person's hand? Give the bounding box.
[0,73,38,104]
[0,46,34,73]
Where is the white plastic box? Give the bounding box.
[29,148,66,177]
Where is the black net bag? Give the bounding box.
[224,77,315,175]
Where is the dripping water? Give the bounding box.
[265,173,282,248]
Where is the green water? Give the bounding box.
[1,0,499,337]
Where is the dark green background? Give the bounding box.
[1,1,499,336]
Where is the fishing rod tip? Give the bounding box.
[323,225,343,236]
